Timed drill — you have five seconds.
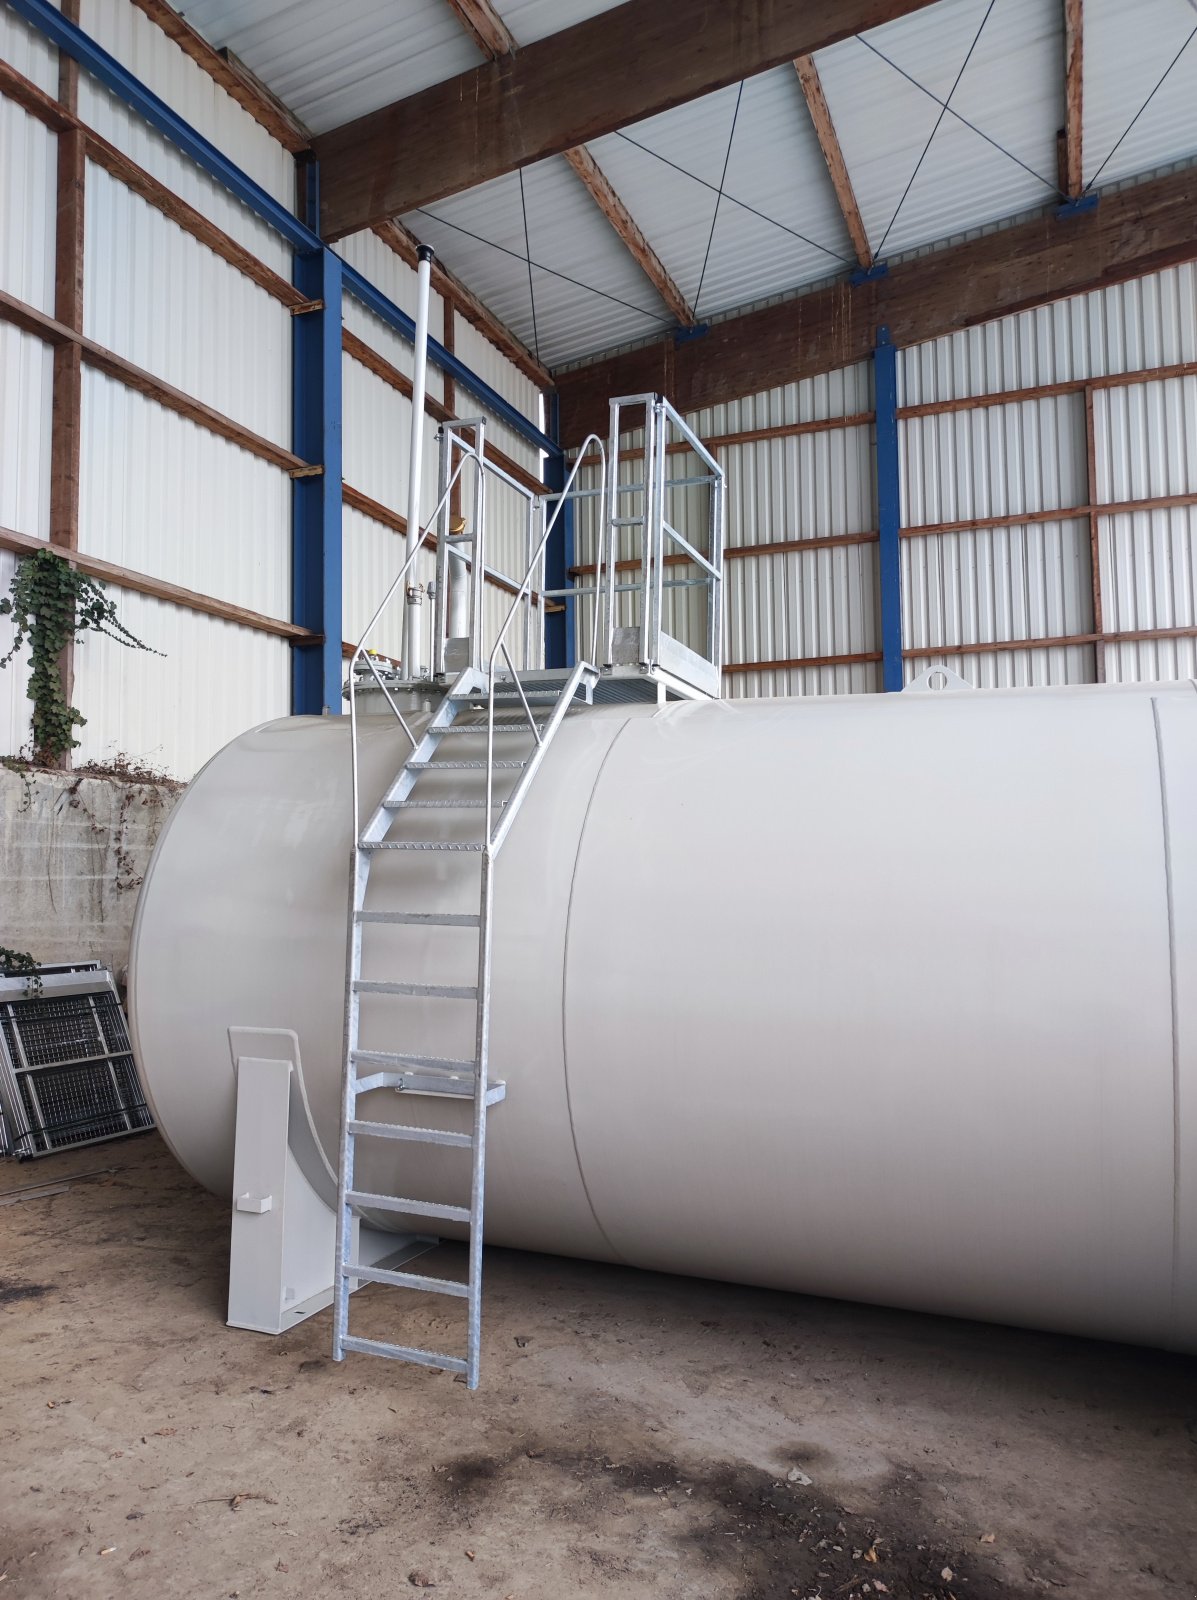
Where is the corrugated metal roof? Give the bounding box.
[1083,0,1197,188]
[405,154,673,369]
[814,0,1062,262]
[160,0,1197,371]
[496,0,626,47]
[586,67,855,321]
[173,0,485,133]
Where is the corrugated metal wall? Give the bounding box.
[576,265,1197,699]
[335,239,550,669]
[338,229,446,402]
[78,0,295,272]
[0,0,545,776]
[900,264,1197,687]
[78,370,292,616]
[693,370,878,697]
[1092,372,1197,683]
[0,9,55,757]
[0,548,37,758]
[898,389,1093,687]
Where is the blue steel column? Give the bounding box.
[544,395,573,669]
[292,241,344,714]
[874,327,904,692]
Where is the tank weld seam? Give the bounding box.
[560,719,635,1267]
[1151,697,1183,1342]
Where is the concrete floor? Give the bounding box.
[0,1135,1194,1600]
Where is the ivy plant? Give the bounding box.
[0,548,160,764]
[0,945,41,995]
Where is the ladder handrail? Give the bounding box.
[482,435,606,850]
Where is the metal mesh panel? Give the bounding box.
[0,985,153,1158]
[1,997,105,1067]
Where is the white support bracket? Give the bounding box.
[226,1027,432,1335]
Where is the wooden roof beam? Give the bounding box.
[794,54,872,269]
[312,0,945,240]
[554,164,1197,442]
[438,0,694,326]
[563,145,695,327]
[1063,0,1084,198]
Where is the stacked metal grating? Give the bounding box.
[0,965,154,1159]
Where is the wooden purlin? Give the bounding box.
[0,290,310,472]
[442,0,517,59]
[0,525,315,642]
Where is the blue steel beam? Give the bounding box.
[292,247,343,715]
[873,328,904,692]
[7,0,558,458]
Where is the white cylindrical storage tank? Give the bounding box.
[129,681,1197,1353]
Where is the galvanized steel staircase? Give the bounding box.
[335,384,723,1389]
[332,660,597,1388]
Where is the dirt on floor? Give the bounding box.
[0,1135,1194,1600]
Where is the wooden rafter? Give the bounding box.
[437,0,694,328]
[313,0,945,239]
[555,163,1197,442]
[443,0,517,59]
[794,54,872,269]
[1064,0,1084,198]
[562,146,695,326]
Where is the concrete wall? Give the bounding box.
[0,765,181,982]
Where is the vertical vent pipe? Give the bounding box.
[404,245,435,679]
